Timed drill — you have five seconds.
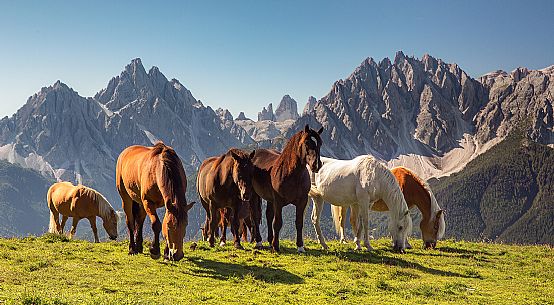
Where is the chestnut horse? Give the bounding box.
[116,142,195,261]
[197,148,262,249]
[47,181,118,242]
[252,124,323,252]
[333,166,445,249]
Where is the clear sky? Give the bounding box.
[1,1,553,119]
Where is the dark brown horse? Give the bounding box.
[200,207,255,244]
[116,142,195,261]
[252,124,323,252]
[197,148,262,249]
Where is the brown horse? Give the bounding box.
[200,207,255,244]
[334,166,446,249]
[47,181,118,242]
[116,142,195,261]
[197,148,261,249]
[252,124,323,252]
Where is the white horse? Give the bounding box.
[309,156,412,252]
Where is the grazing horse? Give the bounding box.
[252,124,323,253]
[116,142,195,261]
[333,166,446,249]
[47,181,118,242]
[309,156,412,252]
[197,148,262,249]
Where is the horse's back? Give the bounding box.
[116,145,156,203]
[251,148,279,170]
[48,182,77,208]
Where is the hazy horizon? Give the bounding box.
[1,1,553,119]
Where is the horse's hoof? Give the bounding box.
[219,241,226,247]
[189,242,197,251]
[297,246,306,253]
[234,243,244,250]
[406,243,413,249]
[322,245,329,250]
[128,250,138,256]
[340,239,348,244]
[253,242,264,250]
[150,252,161,259]
[209,243,215,248]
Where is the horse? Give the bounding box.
[309,156,412,253]
[251,124,323,253]
[116,142,195,261]
[197,148,262,249]
[332,166,446,249]
[47,181,118,242]
[200,207,255,244]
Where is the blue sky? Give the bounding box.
[1,1,553,119]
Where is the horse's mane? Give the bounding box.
[393,166,444,238]
[359,156,410,222]
[275,131,304,175]
[152,142,186,215]
[211,148,249,170]
[78,185,115,220]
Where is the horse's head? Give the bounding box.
[230,149,256,202]
[102,209,119,240]
[421,209,445,249]
[390,209,413,253]
[162,201,195,261]
[300,124,323,173]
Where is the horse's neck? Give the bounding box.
[381,180,409,220]
[407,179,433,222]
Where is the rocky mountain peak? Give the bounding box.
[236,112,248,120]
[303,96,318,115]
[257,103,275,121]
[274,95,299,121]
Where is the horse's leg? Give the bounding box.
[87,216,99,243]
[208,205,218,247]
[349,205,358,243]
[133,201,146,254]
[121,196,137,255]
[251,195,263,249]
[311,196,328,250]
[69,217,80,239]
[143,201,161,259]
[352,205,363,251]
[60,215,69,234]
[360,204,373,251]
[339,206,348,244]
[265,201,274,245]
[295,197,308,253]
[231,206,243,250]
[271,203,283,252]
[220,209,228,247]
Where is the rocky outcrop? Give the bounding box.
[274,95,299,121]
[257,103,275,121]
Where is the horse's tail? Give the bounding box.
[330,205,344,235]
[47,189,58,234]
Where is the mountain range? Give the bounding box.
[0,53,552,244]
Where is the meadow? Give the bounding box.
[0,235,552,305]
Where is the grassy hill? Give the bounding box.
[0,235,552,304]
[430,133,554,244]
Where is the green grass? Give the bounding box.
[0,235,552,304]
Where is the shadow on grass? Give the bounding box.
[438,246,491,256]
[186,256,304,284]
[277,245,478,279]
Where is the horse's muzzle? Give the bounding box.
[392,242,406,254]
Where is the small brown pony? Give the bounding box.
[252,124,323,252]
[334,166,446,249]
[47,181,118,242]
[116,142,195,261]
[197,148,262,249]
[200,208,255,244]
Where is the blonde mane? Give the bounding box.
[79,185,115,220]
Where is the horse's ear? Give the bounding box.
[304,124,310,133]
[436,209,444,218]
[249,150,256,159]
[184,201,195,213]
[317,127,324,135]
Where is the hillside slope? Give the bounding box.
[430,133,554,244]
[0,160,54,236]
